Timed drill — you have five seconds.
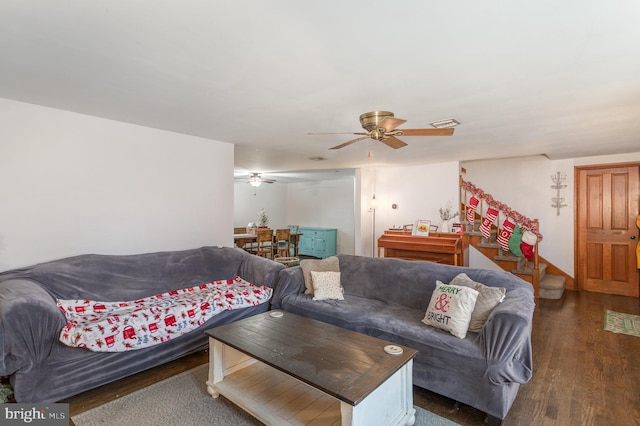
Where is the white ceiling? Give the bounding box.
[2,1,639,182]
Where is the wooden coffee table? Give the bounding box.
[205,311,417,426]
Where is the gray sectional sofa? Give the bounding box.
[271,254,535,423]
[0,246,284,403]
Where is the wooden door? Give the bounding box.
[576,164,639,297]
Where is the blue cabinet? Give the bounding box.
[298,227,337,258]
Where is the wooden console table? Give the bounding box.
[377,230,468,266]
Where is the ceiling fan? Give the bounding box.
[309,111,455,150]
[246,173,275,187]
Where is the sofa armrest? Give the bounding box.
[0,279,67,376]
[481,288,535,385]
[271,267,305,310]
[237,250,285,289]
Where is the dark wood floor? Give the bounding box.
[66,290,640,425]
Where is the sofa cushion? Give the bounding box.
[300,256,340,295]
[449,273,506,332]
[422,281,479,339]
[311,271,344,301]
[279,293,384,331]
[280,292,483,361]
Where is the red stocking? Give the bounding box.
[480,207,499,239]
[520,230,538,260]
[497,218,516,251]
[466,196,480,225]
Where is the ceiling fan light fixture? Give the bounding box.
[429,118,460,129]
[360,111,395,131]
[249,175,262,187]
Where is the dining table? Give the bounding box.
[233,231,303,257]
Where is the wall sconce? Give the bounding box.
[550,172,567,216]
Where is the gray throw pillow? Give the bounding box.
[300,256,340,295]
[449,273,506,332]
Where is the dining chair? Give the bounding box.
[255,228,273,258]
[274,228,291,258]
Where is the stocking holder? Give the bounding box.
[550,172,567,216]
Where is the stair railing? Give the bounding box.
[459,176,541,296]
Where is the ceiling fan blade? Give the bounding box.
[381,136,408,149]
[377,117,407,132]
[329,135,371,150]
[397,128,455,136]
[308,132,368,135]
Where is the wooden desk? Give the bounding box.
[377,230,468,266]
[233,232,303,257]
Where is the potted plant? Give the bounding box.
[439,201,459,233]
[257,208,269,227]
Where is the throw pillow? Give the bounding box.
[300,256,340,295]
[310,271,344,301]
[449,273,506,332]
[422,281,479,339]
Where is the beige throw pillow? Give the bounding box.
[422,281,479,339]
[449,273,506,332]
[311,271,344,301]
[300,256,340,295]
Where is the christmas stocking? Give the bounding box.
[480,207,499,239]
[508,225,523,257]
[520,230,538,260]
[466,196,480,225]
[497,218,516,252]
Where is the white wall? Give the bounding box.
[356,168,374,256]
[375,162,461,231]
[286,178,356,255]
[358,162,461,256]
[0,98,234,271]
[234,177,357,255]
[234,182,288,229]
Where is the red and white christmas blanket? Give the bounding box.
[57,276,272,352]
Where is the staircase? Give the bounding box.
[459,178,567,299]
[465,224,565,299]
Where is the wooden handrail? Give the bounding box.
[459,176,541,297]
[460,177,543,241]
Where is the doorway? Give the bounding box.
[575,163,639,297]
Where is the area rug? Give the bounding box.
[604,309,640,337]
[72,364,460,426]
[0,382,13,403]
